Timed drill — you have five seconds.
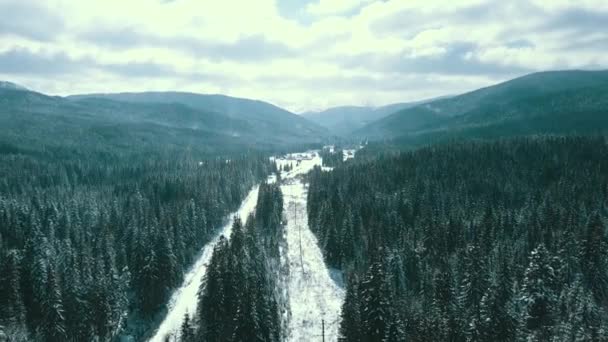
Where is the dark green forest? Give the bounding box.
[0,136,272,340]
[307,136,608,341]
[186,182,286,342]
[2,71,608,342]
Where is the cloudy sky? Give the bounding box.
[0,0,606,112]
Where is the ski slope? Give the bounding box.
[149,185,260,342]
[278,152,345,342]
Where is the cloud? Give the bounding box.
[540,8,608,33]
[335,42,532,76]
[505,39,535,49]
[0,48,207,80]
[0,49,83,75]
[100,61,177,78]
[78,28,149,49]
[79,28,295,62]
[0,1,65,41]
[0,0,607,111]
[306,0,373,16]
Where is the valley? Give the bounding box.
[4,0,608,340]
[1,50,608,342]
[148,150,346,342]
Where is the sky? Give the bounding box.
[0,0,607,112]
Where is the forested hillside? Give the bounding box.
[69,92,328,145]
[0,125,273,341]
[307,136,608,341]
[356,70,608,145]
[0,87,326,157]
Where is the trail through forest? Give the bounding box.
[149,185,260,342]
[277,152,345,342]
[151,150,345,341]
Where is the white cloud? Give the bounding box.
[306,0,373,16]
[0,0,606,112]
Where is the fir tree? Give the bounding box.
[41,263,66,342]
[519,244,558,342]
[339,276,362,342]
[360,255,392,342]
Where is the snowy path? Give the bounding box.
[150,149,347,342]
[149,185,260,342]
[278,152,345,342]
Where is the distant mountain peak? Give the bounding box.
[0,81,28,91]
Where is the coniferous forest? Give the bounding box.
[0,147,272,340]
[307,136,608,341]
[4,1,608,340]
[2,52,608,342]
[191,182,286,342]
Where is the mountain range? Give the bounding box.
[302,97,450,136]
[355,70,608,145]
[1,70,608,157]
[0,87,327,158]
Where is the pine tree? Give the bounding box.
[198,237,230,342]
[41,263,67,342]
[459,243,487,340]
[582,213,608,304]
[180,313,195,342]
[0,250,26,326]
[518,244,558,342]
[339,276,362,342]
[155,229,180,294]
[478,279,513,342]
[360,255,392,342]
[21,229,48,330]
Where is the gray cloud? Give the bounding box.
[79,28,295,62]
[454,1,541,24]
[370,2,538,38]
[180,35,295,61]
[536,8,608,53]
[0,48,168,78]
[100,61,177,78]
[79,28,149,49]
[559,36,608,52]
[0,1,64,41]
[0,49,84,75]
[541,8,608,33]
[0,48,236,86]
[336,42,531,77]
[505,39,535,49]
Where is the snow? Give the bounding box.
[278,152,345,342]
[342,149,356,162]
[148,185,260,342]
[149,149,346,342]
[276,151,321,179]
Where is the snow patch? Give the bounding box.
[277,151,345,342]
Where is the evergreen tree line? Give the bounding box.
[320,148,344,168]
[0,151,272,341]
[306,136,608,341]
[181,182,286,342]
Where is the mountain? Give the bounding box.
[0,87,327,158]
[69,92,327,143]
[0,81,28,91]
[302,99,445,136]
[355,70,608,143]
